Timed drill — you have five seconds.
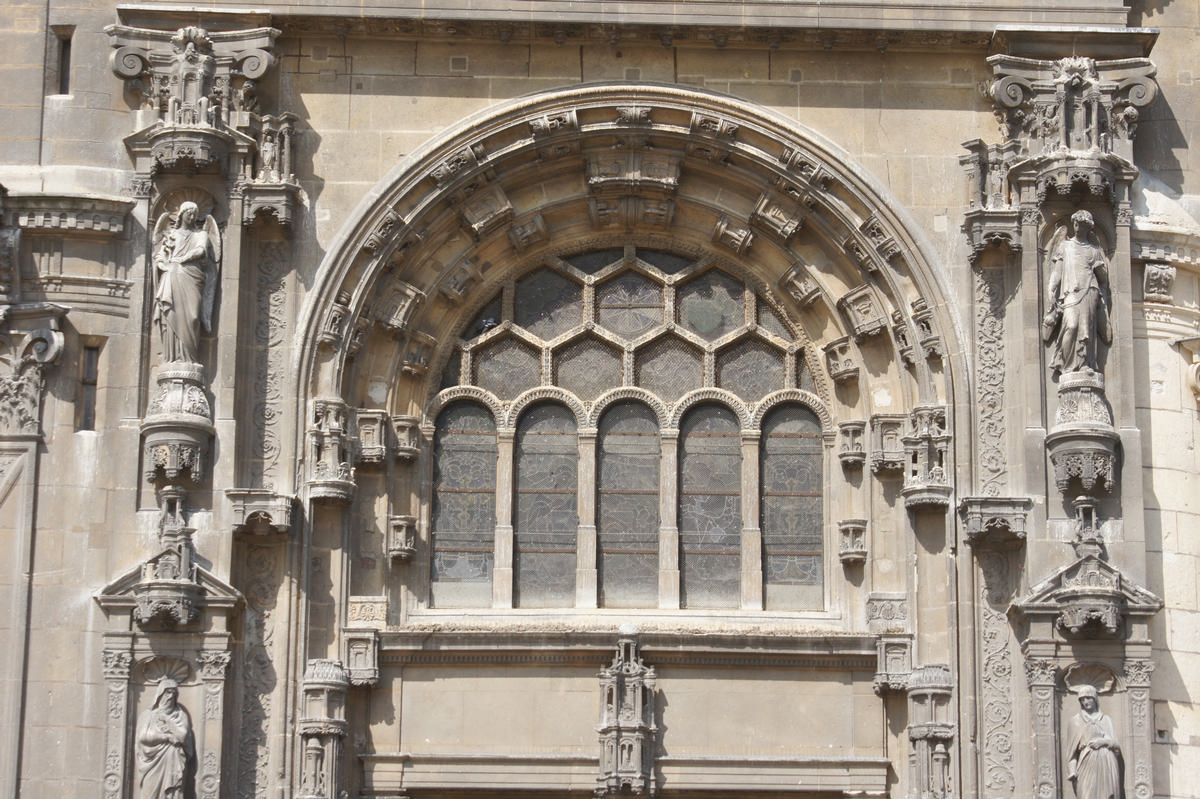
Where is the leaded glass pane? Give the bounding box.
[678,271,744,341]
[515,403,578,607]
[798,352,816,393]
[431,402,497,607]
[556,337,623,399]
[474,337,541,400]
[465,295,502,340]
[637,248,693,274]
[679,404,741,608]
[635,336,702,402]
[717,339,785,402]
[758,298,794,341]
[515,268,583,340]
[566,248,623,273]
[598,402,660,608]
[597,273,663,340]
[761,404,823,610]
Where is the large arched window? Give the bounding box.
[428,247,826,611]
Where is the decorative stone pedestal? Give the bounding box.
[141,362,215,484]
[1046,372,1118,494]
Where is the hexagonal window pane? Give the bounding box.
[565,248,623,274]
[635,335,702,402]
[474,337,541,400]
[597,272,663,340]
[515,268,583,341]
[678,271,744,341]
[717,339,785,402]
[556,336,623,400]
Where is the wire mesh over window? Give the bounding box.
[597,272,663,340]
[679,404,742,608]
[597,402,661,608]
[555,336,623,399]
[635,335,702,402]
[717,339,785,402]
[474,336,540,400]
[514,403,578,608]
[515,268,583,340]
[678,271,744,341]
[761,404,824,610]
[431,401,498,608]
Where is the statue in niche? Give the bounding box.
[136,678,195,799]
[1042,210,1112,376]
[152,201,221,364]
[1067,685,1123,799]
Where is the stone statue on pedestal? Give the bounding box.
[1067,685,1123,799]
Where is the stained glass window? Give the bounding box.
[761,404,824,610]
[598,402,660,608]
[514,403,578,607]
[431,249,828,612]
[431,402,498,608]
[679,404,742,608]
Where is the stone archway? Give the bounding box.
[288,83,970,799]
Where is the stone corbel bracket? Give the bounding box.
[343,629,380,687]
[959,496,1032,549]
[226,488,296,536]
[872,635,912,695]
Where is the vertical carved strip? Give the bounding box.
[198,651,231,799]
[1024,658,1059,799]
[1125,661,1155,799]
[237,544,283,799]
[976,268,1007,496]
[977,552,1015,798]
[101,649,133,799]
[253,242,288,488]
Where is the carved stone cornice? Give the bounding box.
[3,195,134,237]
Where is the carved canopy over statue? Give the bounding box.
[152,201,221,364]
[1042,210,1112,376]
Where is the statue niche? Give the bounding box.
[136,678,196,799]
[1066,685,1123,799]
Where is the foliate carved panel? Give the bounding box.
[977,551,1016,798]
[837,285,886,341]
[1143,261,1176,303]
[237,543,284,799]
[975,267,1008,497]
[251,241,288,488]
[347,596,388,629]
[866,593,908,634]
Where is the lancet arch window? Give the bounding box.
[428,246,829,611]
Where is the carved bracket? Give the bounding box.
[900,405,952,510]
[1013,554,1162,640]
[838,519,867,565]
[306,398,356,504]
[342,630,380,687]
[837,285,887,341]
[837,420,866,470]
[959,496,1031,548]
[227,489,296,536]
[869,414,906,475]
[873,636,912,695]
[823,336,858,383]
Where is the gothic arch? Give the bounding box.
[291,83,967,502]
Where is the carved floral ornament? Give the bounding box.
[301,86,951,400]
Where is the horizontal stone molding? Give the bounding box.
[4,195,134,236]
[362,752,891,793]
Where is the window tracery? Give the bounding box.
[428,247,828,610]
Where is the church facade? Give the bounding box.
[1,1,1199,798]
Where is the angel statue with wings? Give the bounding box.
[152,201,220,364]
[1041,210,1112,376]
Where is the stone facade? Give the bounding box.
[1,1,1199,798]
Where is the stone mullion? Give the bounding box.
[739,431,762,610]
[576,430,598,608]
[658,430,680,609]
[100,645,133,799]
[492,430,515,608]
